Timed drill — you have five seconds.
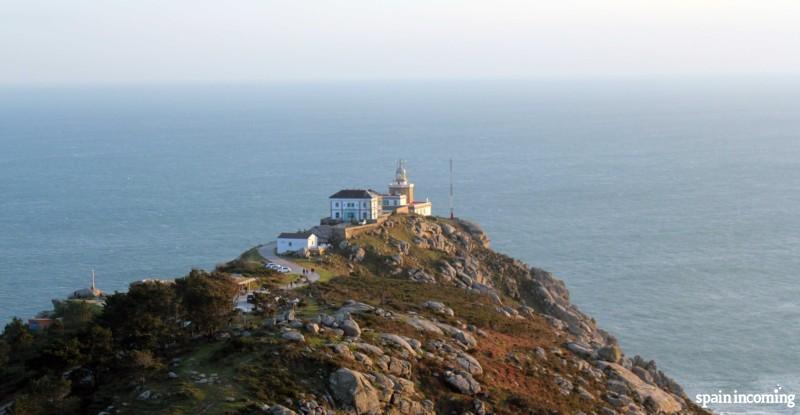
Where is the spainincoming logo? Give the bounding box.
[695,385,796,409]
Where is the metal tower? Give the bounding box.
[449,159,454,219]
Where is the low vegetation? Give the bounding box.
[0,270,242,414]
[0,215,706,415]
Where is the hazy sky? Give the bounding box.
[2,0,799,84]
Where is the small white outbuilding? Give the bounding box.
[277,231,318,254]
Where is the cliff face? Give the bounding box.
[1,215,706,415]
[298,215,704,415]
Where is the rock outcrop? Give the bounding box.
[327,214,701,415]
[329,368,382,414]
[444,370,481,395]
[599,362,684,413]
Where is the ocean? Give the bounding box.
[1,79,799,413]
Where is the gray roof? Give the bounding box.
[278,231,315,239]
[329,189,381,199]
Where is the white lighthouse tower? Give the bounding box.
[381,160,432,216]
[388,159,415,203]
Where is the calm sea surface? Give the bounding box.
[1,80,799,413]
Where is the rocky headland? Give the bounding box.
[0,215,708,415]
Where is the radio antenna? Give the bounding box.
[449,159,454,219]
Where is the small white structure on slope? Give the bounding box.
[277,231,318,254]
[71,269,104,299]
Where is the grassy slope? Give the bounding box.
[309,274,597,414]
[88,216,703,415]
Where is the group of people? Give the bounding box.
[286,267,315,289]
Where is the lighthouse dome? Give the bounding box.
[395,160,408,183]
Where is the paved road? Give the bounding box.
[257,241,320,287]
[234,242,321,311]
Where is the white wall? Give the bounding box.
[330,197,381,221]
[382,195,407,207]
[277,234,317,254]
[410,203,432,216]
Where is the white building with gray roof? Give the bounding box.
[277,231,319,254]
[328,189,383,223]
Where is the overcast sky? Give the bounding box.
[2,0,799,84]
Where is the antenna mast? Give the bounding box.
[449,159,454,219]
[91,269,96,291]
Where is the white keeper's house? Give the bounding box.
[329,189,383,222]
[276,231,318,254]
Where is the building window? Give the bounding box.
[362,212,367,219]
[335,212,340,218]
[362,202,367,208]
[289,242,292,246]
[335,202,339,207]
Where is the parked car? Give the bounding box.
[265,263,280,270]
[278,266,291,273]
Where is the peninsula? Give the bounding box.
[0,164,707,415]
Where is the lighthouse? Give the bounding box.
[388,159,415,203]
[381,160,432,216]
